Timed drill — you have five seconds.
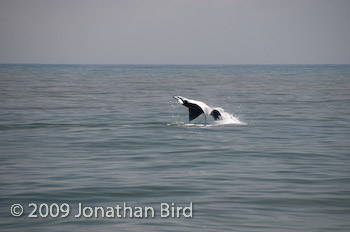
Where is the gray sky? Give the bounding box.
[0,0,349,64]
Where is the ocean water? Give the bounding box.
[0,64,349,231]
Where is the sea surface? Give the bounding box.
[0,64,349,231]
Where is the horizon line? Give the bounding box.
[1,63,350,66]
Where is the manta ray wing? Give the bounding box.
[188,103,204,121]
[173,95,221,122]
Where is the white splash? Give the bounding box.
[212,107,246,126]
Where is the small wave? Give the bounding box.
[167,122,207,127]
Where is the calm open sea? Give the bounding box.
[0,64,349,231]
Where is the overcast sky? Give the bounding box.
[0,0,349,64]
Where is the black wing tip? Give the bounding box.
[210,110,222,120]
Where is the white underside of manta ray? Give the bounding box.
[173,96,222,122]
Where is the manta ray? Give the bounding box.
[173,96,222,122]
